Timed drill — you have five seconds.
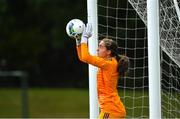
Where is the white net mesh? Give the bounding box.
[98,0,180,118]
[129,0,180,67]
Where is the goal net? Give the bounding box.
[97,0,180,118]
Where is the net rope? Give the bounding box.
[98,0,180,118]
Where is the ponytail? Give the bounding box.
[101,38,130,77]
[116,54,130,77]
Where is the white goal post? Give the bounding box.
[173,0,180,21]
[87,0,161,118]
[87,0,180,118]
[87,0,99,118]
[147,0,161,118]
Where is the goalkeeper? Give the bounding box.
[75,23,129,118]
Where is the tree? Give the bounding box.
[0,0,88,87]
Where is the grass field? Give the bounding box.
[0,88,89,118]
[0,88,179,118]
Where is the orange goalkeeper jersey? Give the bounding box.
[76,43,126,117]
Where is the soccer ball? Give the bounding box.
[66,19,85,39]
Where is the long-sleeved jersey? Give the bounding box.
[76,43,126,117]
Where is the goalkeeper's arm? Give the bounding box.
[75,23,92,63]
[76,39,85,62]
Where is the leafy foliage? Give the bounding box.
[0,0,88,87]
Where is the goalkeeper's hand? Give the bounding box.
[81,23,92,44]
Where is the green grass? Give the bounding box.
[0,88,179,118]
[0,88,89,118]
[119,89,149,118]
[0,88,22,117]
[0,88,149,118]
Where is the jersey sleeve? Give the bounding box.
[80,43,112,69]
[76,45,85,62]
